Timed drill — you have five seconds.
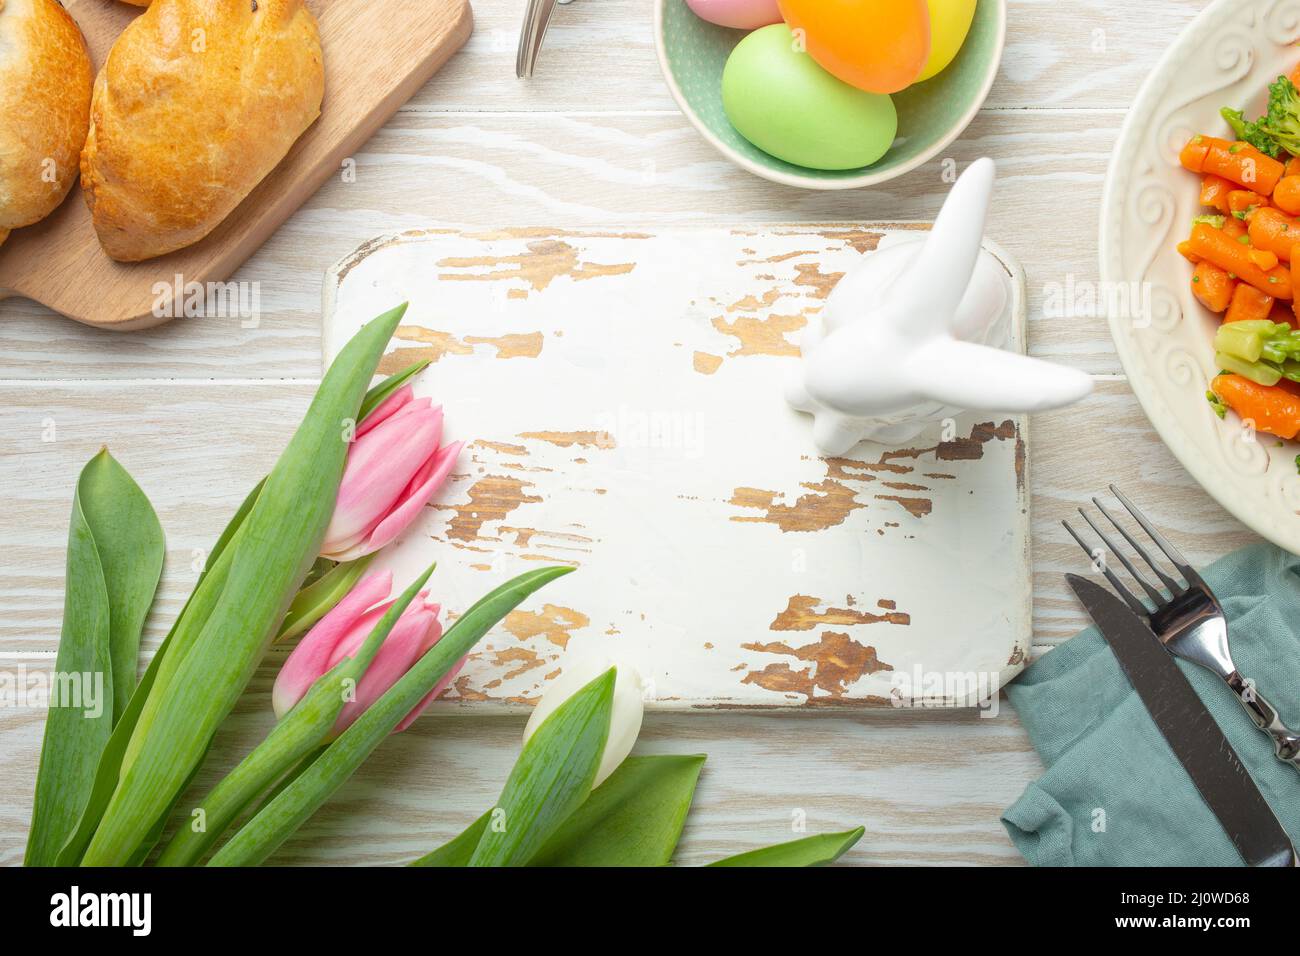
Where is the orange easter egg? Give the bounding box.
[777,0,931,94]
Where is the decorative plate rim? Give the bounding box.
[1101,0,1300,553]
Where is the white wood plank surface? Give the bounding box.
[0,110,1124,378]
[0,0,1242,865]
[397,0,1202,113]
[0,654,1036,866]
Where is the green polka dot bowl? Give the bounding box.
[653,0,1006,190]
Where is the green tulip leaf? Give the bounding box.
[77,450,166,721]
[52,478,263,866]
[468,669,615,867]
[410,812,491,867]
[528,755,705,867]
[412,754,705,868]
[26,450,164,866]
[82,304,408,866]
[25,479,112,865]
[358,360,430,421]
[706,826,865,867]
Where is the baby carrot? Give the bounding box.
[1180,135,1232,173]
[1203,141,1285,195]
[1247,207,1300,260]
[1211,373,1300,438]
[1223,215,1248,239]
[1274,175,1300,215]
[1181,139,1210,173]
[1291,244,1300,324]
[1178,239,1201,263]
[1249,248,1280,271]
[1224,282,1274,323]
[1187,222,1293,298]
[1287,156,1300,178]
[1228,189,1268,216]
[1192,260,1235,312]
[1201,174,1234,212]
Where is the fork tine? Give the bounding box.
[1109,484,1195,579]
[1092,497,1182,594]
[1062,519,1151,618]
[1077,508,1166,605]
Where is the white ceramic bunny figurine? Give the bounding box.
[786,157,1093,456]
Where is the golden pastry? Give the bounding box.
[80,0,324,261]
[0,0,94,248]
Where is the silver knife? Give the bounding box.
[1067,574,1296,867]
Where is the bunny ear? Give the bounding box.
[908,338,1094,412]
[886,158,997,338]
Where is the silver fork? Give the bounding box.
[1064,485,1300,774]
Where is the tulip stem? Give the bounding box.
[156,563,436,867]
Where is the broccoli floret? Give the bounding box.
[1261,76,1300,156]
[1217,78,1300,159]
[1222,106,1281,157]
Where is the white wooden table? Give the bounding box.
[0,0,1250,866]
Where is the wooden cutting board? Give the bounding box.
[0,0,472,331]
[323,225,1033,713]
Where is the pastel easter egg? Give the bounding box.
[916,0,977,82]
[684,0,783,30]
[721,24,898,171]
[777,0,930,94]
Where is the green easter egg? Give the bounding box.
[721,23,898,171]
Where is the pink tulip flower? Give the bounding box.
[272,569,466,735]
[320,385,463,562]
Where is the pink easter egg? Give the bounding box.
[684,0,784,31]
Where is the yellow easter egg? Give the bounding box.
[916,0,977,82]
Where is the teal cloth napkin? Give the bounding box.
[1003,542,1300,866]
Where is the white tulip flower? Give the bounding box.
[524,653,646,788]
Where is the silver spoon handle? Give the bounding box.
[517,0,562,78]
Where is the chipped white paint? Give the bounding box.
[324,226,1033,711]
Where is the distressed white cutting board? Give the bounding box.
[323,226,1031,712]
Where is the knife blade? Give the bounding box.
[1066,574,1296,867]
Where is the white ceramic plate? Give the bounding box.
[1101,0,1300,553]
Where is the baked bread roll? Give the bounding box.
[80,0,324,262]
[0,0,94,249]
